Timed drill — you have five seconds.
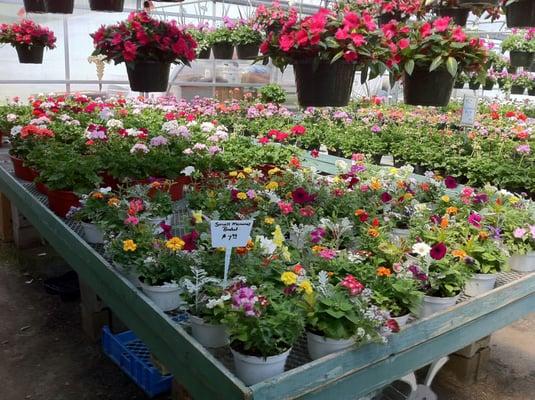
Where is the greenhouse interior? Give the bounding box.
[0,0,534,399]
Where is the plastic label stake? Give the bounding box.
[461,95,478,127]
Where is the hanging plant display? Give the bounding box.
[504,0,535,28]
[0,19,56,64]
[23,0,46,13]
[89,0,125,12]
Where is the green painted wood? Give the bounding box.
[0,166,250,400]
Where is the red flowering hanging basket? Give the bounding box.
[47,190,80,217]
[403,68,454,107]
[436,8,470,26]
[89,0,125,12]
[505,0,535,28]
[126,61,171,92]
[23,0,46,13]
[10,155,39,182]
[15,45,45,64]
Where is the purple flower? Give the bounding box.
[430,243,447,260]
[468,212,482,228]
[150,135,168,147]
[310,227,326,244]
[473,193,488,204]
[371,124,381,133]
[408,265,428,282]
[516,144,531,154]
[430,215,441,225]
[232,286,258,317]
[444,176,457,189]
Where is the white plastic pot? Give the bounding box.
[113,263,142,287]
[81,222,104,244]
[141,282,182,312]
[306,331,354,360]
[392,313,410,328]
[509,252,535,273]
[391,228,410,240]
[147,215,173,233]
[464,273,497,297]
[231,347,291,386]
[421,294,459,318]
[189,315,229,348]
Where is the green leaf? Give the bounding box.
[405,59,415,76]
[429,56,444,72]
[446,57,458,77]
[331,51,344,64]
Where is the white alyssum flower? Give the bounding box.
[201,122,215,132]
[412,242,431,257]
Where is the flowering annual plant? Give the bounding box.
[91,12,197,65]
[186,23,212,53]
[501,29,535,53]
[0,20,56,49]
[207,18,236,45]
[70,187,123,228]
[231,20,263,45]
[351,0,423,18]
[508,71,535,90]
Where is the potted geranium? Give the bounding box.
[389,18,488,106]
[89,0,125,12]
[187,24,212,59]
[503,0,535,28]
[0,20,56,64]
[257,2,391,107]
[208,18,235,59]
[91,11,197,92]
[501,30,535,68]
[23,0,46,13]
[232,20,262,59]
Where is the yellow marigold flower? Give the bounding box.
[265,181,279,191]
[268,167,280,175]
[376,267,392,277]
[281,271,298,286]
[91,192,104,199]
[166,237,185,251]
[264,216,275,225]
[452,249,467,259]
[229,171,238,177]
[404,193,413,200]
[388,167,398,175]
[108,197,120,207]
[509,196,519,204]
[236,192,247,200]
[273,225,284,248]
[441,195,450,203]
[446,206,458,215]
[368,228,380,238]
[370,178,382,191]
[192,210,203,224]
[123,239,137,252]
[312,245,325,253]
[479,231,489,240]
[299,280,313,295]
[243,167,253,174]
[236,172,246,179]
[207,191,215,198]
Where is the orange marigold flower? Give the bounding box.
[440,217,449,229]
[355,209,366,216]
[376,267,392,277]
[479,231,489,240]
[452,249,467,259]
[91,192,104,200]
[368,228,380,238]
[236,246,249,255]
[446,206,458,215]
[370,179,382,191]
[312,245,325,253]
[419,182,430,191]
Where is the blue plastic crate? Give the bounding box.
[102,326,173,397]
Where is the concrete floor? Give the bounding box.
[0,241,534,400]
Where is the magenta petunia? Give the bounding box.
[380,192,392,203]
[444,176,457,189]
[430,242,447,260]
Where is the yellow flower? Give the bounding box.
[446,206,458,215]
[312,245,325,253]
[166,237,185,251]
[243,167,253,174]
[452,249,467,259]
[236,192,247,200]
[404,193,413,200]
[509,196,519,204]
[236,172,246,179]
[265,181,279,191]
[192,210,203,224]
[281,271,298,286]
[441,195,450,203]
[332,176,342,184]
[123,239,137,252]
[264,216,275,225]
[281,246,291,262]
[229,171,238,177]
[370,178,382,191]
[268,167,281,175]
[273,225,284,248]
[108,197,120,207]
[299,280,313,295]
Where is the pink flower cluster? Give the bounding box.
[340,274,364,296]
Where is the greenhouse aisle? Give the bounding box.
[0,241,533,400]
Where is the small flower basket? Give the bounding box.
[0,20,56,64]
[23,0,46,13]
[504,0,535,28]
[436,7,470,26]
[89,0,125,12]
[44,0,74,14]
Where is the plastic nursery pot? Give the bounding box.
[44,0,74,13]
[89,0,125,12]
[464,273,497,297]
[509,252,535,272]
[378,12,408,26]
[453,82,465,89]
[47,190,81,218]
[231,347,291,386]
[293,60,356,107]
[509,51,535,68]
[403,68,454,107]
[81,222,104,244]
[140,282,182,312]
[236,43,259,60]
[458,0,499,6]
[10,155,38,182]
[212,42,234,59]
[126,62,171,93]
[189,315,229,348]
[35,182,49,195]
[483,81,494,90]
[436,8,470,27]
[469,82,481,90]
[505,0,535,28]
[15,45,44,64]
[420,294,459,318]
[23,0,46,13]
[511,85,525,95]
[197,47,211,59]
[529,88,535,96]
[306,331,354,360]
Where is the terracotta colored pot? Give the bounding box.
[135,176,191,201]
[10,155,38,182]
[35,182,49,195]
[99,171,120,189]
[47,190,80,217]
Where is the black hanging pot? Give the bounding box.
[23,0,46,13]
[469,81,481,90]
[458,0,499,6]
[44,0,74,13]
[454,81,465,89]
[378,12,408,26]
[436,8,470,26]
[293,60,356,107]
[509,51,535,68]
[89,0,125,12]
[528,88,535,96]
[507,65,517,74]
[15,45,44,64]
[197,47,211,59]
[483,80,494,90]
[403,67,454,107]
[530,62,535,72]
[236,43,259,60]
[126,62,171,92]
[505,0,535,28]
[212,42,234,59]
[511,85,525,95]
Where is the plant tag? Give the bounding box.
[461,95,478,127]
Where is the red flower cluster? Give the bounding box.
[20,125,54,139]
[91,12,197,65]
[340,274,364,296]
[0,20,56,49]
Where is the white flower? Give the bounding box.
[206,298,224,309]
[183,148,193,155]
[10,125,22,136]
[106,119,123,129]
[257,236,276,255]
[411,242,431,257]
[201,122,215,132]
[130,143,149,154]
[6,114,17,122]
[99,187,112,194]
[181,166,195,176]
[335,160,349,173]
[99,108,114,121]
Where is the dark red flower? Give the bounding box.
[386,319,400,333]
[291,187,315,204]
[444,176,458,189]
[380,192,392,203]
[430,243,447,260]
[311,149,319,158]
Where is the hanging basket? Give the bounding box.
[44,0,74,13]
[378,12,408,26]
[89,0,125,12]
[469,81,481,90]
[403,67,454,107]
[436,8,470,26]
[510,85,525,95]
[458,0,499,6]
[212,42,234,59]
[23,0,46,13]
[236,43,259,60]
[293,60,356,107]
[126,62,170,93]
[197,47,211,59]
[15,45,44,64]
[505,0,535,28]
[453,81,465,89]
[509,51,535,68]
[528,88,535,96]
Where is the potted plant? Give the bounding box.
[468,73,482,90]
[91,11,197,92]
[501,30,535,68]
[507,71,531,94]
[501,205,535,272]
[483,70,497,90]
[23,0,46,13]
[259,83,287,104]
[232,20,262,59]
[529,75,535,96]
[208,19,235,59]
[503,0,535,28]
[222,283,305,385]
[373,0,423,26]
[454,72,469,88]
[257,2,391,107]
[390,18,488,106]
[44,0,74,13]
[187,24,212,59]
[432,0,471,26]
[8,124,54,181]
[0,20,56,64]
[89,0,125,12]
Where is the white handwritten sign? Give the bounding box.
[461,95,478,127]
[210,220,254,284]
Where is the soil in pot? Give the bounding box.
[126,62,170,92]
[236,43,259,59]
[23,0,46,13]
[44,0,74,13]
[509,51,535,68]
[293,60,356,107]
[505,0,535,28]
[436,7,469,26]
[212,42,234,59]
[511,85,525,95]
[404,68,454,107]
[10,155,38,181]
[47,190,81,218]
[15,45,44,64]
[89,0,125,11]
[197,47,211,59]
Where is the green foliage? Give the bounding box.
[231,23,262,45]
[259,84,287,104]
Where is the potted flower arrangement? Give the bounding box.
[454,72,469,88]
[468,73,482,90]
[186,24,212,59]
[432,0,471,26]
[389,18,488,106]
[89,0,125,12]
[91,12,197,92]
[208,18,235,59]
[0,20,56,64]
[501,205,535,272]
[257,2,391,107]
[503,0,535,28]
[501,30,535,68]
[483,70,497,90]
[232,20,263,59]
[23,0,46,13]
[259,83,287,104]
[44,0,74,14]
[507,71,532,94]
[222,283,305,385]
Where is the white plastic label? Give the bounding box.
[461,95,478,127]
[210,220,253,248]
